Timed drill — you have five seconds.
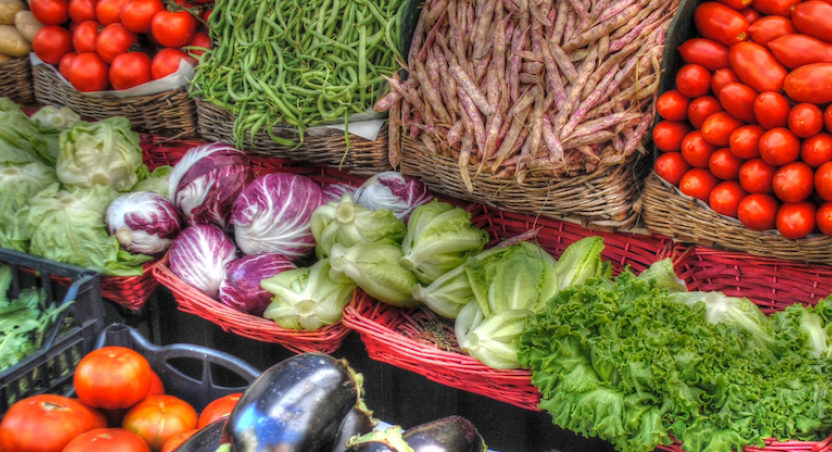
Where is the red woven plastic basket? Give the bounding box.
[342,207,674,411]
[143,135,369,353]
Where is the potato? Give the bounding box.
[14,10,41,42]
[0,24,30,56]
[0,53,11,64]
[0,0,24,25]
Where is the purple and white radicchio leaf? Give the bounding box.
[219,253,296,316]
[353,171,433,221]
[169,224,237,299]
[168,142,255,230]
[106,191,181,255]
[322,183,358,203]
[230,173,325,258]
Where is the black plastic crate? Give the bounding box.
[95,324,260,412]
[0,247,105,414]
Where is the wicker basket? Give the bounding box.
[341,205,673,411]
[0,57,34,105]
[642,172,832,265]
[195,99,391,175]
[33,65,198,138]
[400,135,650,231]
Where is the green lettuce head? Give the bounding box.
[57,116,145,192]
[552,236,609,291]
[131,165,173,199]
[0,162,58,252]
[262,258,357,332]
[455,302,531,369]
[0,101,60,166]
[311,193,406,259]
[399,200,488,285]
[330,242,420,308]
[30,106,81,131]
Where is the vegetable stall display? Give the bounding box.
[0,1,40,103]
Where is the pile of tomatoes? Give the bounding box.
[0,346,242,452]
[653,0,832,240]
[29,0,212,91]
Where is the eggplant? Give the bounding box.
[173,418,225,452]
[225,353,368,452]
[332,408,377,452]
[345,417,487,452]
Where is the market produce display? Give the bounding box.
[191,0,405,148]
[654,1,832,239]
[375,0,678,183]
[0,2,39,59]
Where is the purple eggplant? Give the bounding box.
[225,353,368,452]
[345,416,487,452]
[332,408,376,452]
[173,418,225,452]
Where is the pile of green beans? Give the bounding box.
[191,0,404,148]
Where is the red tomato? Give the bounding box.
[148,370,164,396]
[716,0,752,8]
[709,147,744,179]
[110,52,151,90]
[739,158,776,193]
[717,82,758,123]
[792,1,832,43]
[0,395,103,452]
[752,0,801,16]
[729,124,764,159]
[122,395,198,452]
[702,111,746,147]
[738,7,761,23]
[151,10,197,48]
[654,152,692,186]
[31,0,69,25]
[160,430,197,452]
[826,104,832,133]
[817,202,832,235]
[677,38,731,72]
[676,64,712,98]
[68,0,96,23]
[753,91,790,130]
[67,53,109,91]
[76,400,109,429]
[682,130,718,167]
[680,168,720,201]
[197,393,242,428]
[96,24,138,63]
[187,31,210,57]
[653,120,693,152]
[788,103,825,139]
[747,16,796,46]
[74,346,152,410]
[59,52,77,79]
[710,181,748,217]
[63,428,151,452]
[120,0,165,33]
[802,133,832,167]
[815,162,832,201]
[768,34,832,70]
[200,8,211,27]
[711,68,740,97]
[694,2,750,46]
[773,162,814,202]
[759,127,800,166]
[688,96,724,129]
[738,193,780,230]
[784,63,832,104]
[151,48,196,80]
[33,26,72,65]
[72,20,100,54]
[97,0,126,25]
[777,202,817,239]
[657,90,690,121]
[729,41,788,93]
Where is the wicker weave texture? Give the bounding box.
[643,172,832,265]
[400,135,650,231]
[196,99,391,175]
[33,65,198,138]
[0,57,34,105]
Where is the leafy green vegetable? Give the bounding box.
[131,165,173,199]
[636,258,687,293]
[56,117,145,192]
[22,184,152,276]
[399,201,488,285]
[412,263,474,319]
[30,106,81,131]
[0,162,57,252]
[456,306,531,369]
[261,258,357,331]
[673,291,776,352]
[0,99,60,166]
[311,193,406,259]
[329,242,420,307]
[552,236,609,291]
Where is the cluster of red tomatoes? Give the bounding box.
[0,346,241,452]
[653,0,832,240]
[30,0,211,91]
